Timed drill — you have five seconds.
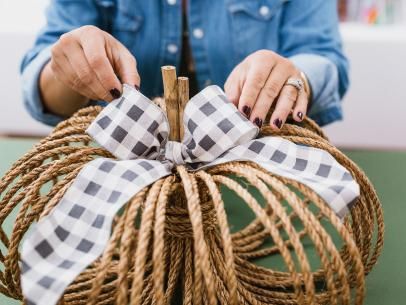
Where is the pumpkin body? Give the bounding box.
[0,106,384,305]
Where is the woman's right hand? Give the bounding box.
[49,25,140,102]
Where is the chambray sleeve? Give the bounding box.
[20,0,103,126]
[280,0,349,126]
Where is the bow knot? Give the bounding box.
[164,141,186,165]
[88,84,259,168]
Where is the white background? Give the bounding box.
[0,0,405,149]
[0,0,51,135]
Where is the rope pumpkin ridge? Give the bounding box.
[0,104,384,305]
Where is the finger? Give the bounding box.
[110,39,141,88]
[65,41,114,101]
[224,65,243,106]
[238,60,274,119]
[51,53,97,100]
[250,64,290,127]
[80,34,122,100]
[293,90,309,122]
[270,84,298,130]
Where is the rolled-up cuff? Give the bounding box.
[310,104,343,126]
[21,45,65,126]
[289,53,342,126]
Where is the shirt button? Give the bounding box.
[259,5,270,17]
[193,28,204,39]
[167,0,176,5]
[167,44,178,54]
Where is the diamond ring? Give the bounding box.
[285,78,304,92]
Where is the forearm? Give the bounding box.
[279,0,349,126]
[39,62,89,118]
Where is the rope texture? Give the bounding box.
[0,104,384,305]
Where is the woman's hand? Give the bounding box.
[50,25,140,101]
[224,50,309,129]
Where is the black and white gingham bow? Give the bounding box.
[20,85,360,305]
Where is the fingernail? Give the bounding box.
[242,105,251,117]
[134,84,140,91]
[297,112,303,120]
[253,117,263,128]
[110,88,121,99]
[273,118,283,129]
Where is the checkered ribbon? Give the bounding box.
[20,84,360,305]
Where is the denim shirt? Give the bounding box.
[21,0,349,127]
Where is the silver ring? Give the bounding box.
[285,78,304,92]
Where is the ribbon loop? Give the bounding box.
[181,86,259,163]
[87,84,169,161]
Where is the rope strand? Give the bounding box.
[0,106,383,305]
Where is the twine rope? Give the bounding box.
[0,105,384,305]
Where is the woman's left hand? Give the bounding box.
[224,50,309,129]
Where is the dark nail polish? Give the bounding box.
[253,117,263,128]
[273,118,283,129]
[134,84,140,91]
[242,105,251,117]
[110,88,121,99]
[297,112,303,120]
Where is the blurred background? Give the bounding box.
[0,1,405,305]
[0,0,405,149]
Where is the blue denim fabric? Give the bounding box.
[21,0,349,127]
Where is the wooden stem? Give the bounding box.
[161,66,179,141]
[177,77,189,140]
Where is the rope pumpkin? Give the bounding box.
[0,103,383,305]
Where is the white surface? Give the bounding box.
[0,6,405,147]
[0,0,51,136]
[324,24,406,149]
[340,23,406,42]
[0,0,47,33]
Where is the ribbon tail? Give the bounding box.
[192,137,360,219]
[20,158,171,305]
